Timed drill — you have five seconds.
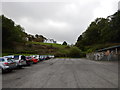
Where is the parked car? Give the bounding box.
[31,57,39,64]
[4,55,17,66]
[0,57,17,73]
[39,55,52,60]
[49,55,55,58]
[13,55,26,68]
[39,55,46,61]
[31,55,40,62]
[26,56,33,66]
[45,55,51,60]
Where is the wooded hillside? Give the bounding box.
[76,11,120,52]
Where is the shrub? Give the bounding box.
[68,47,82,58]
[54,52,67,57]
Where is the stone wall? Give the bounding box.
[86,48,120,61]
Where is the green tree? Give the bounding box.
[76,10,120,51]
[2,15,26,49]
[62,41,67,45]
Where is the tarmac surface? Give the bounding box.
[2,58,118,88]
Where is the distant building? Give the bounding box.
[86,45,120,61]
[23,37,29,41]
[44,39,57,44]
[25,37,29,41]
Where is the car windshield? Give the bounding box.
[0,58,5,62]
[26,57,31,59]
[7,59,13,62]
[21,56,26,60]
[14,55,19,60]
[4,56,13,58]
[7,58,13,60]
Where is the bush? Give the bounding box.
[68,47,83,58]
[54,47,86,58]
[54,52,67,57]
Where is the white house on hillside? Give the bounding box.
[44,39,57,44]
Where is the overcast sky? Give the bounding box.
[1,0,119,44]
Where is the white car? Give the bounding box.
[0,57,17,73]
[48,55,55,58]
[13,55,26,68]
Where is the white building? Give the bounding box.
[44,39,57,44]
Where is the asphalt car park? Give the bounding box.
[2,58,118,88]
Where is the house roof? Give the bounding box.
[97,45,120,52]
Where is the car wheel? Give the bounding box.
[18,66,22,69]
[27,63,31,66]
[2,68,6,73]
[8,69,12,72]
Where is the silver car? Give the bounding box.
[13,55,26,68]
[0,57,17,73]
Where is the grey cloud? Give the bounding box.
[2,0,118,44]
[118,1,120,10]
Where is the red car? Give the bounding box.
[31,57,39,64]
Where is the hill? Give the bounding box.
[2,41,85,58]
[1,15,85,58]
[76,10,120,53]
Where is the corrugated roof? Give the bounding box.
[97,45,120,52]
